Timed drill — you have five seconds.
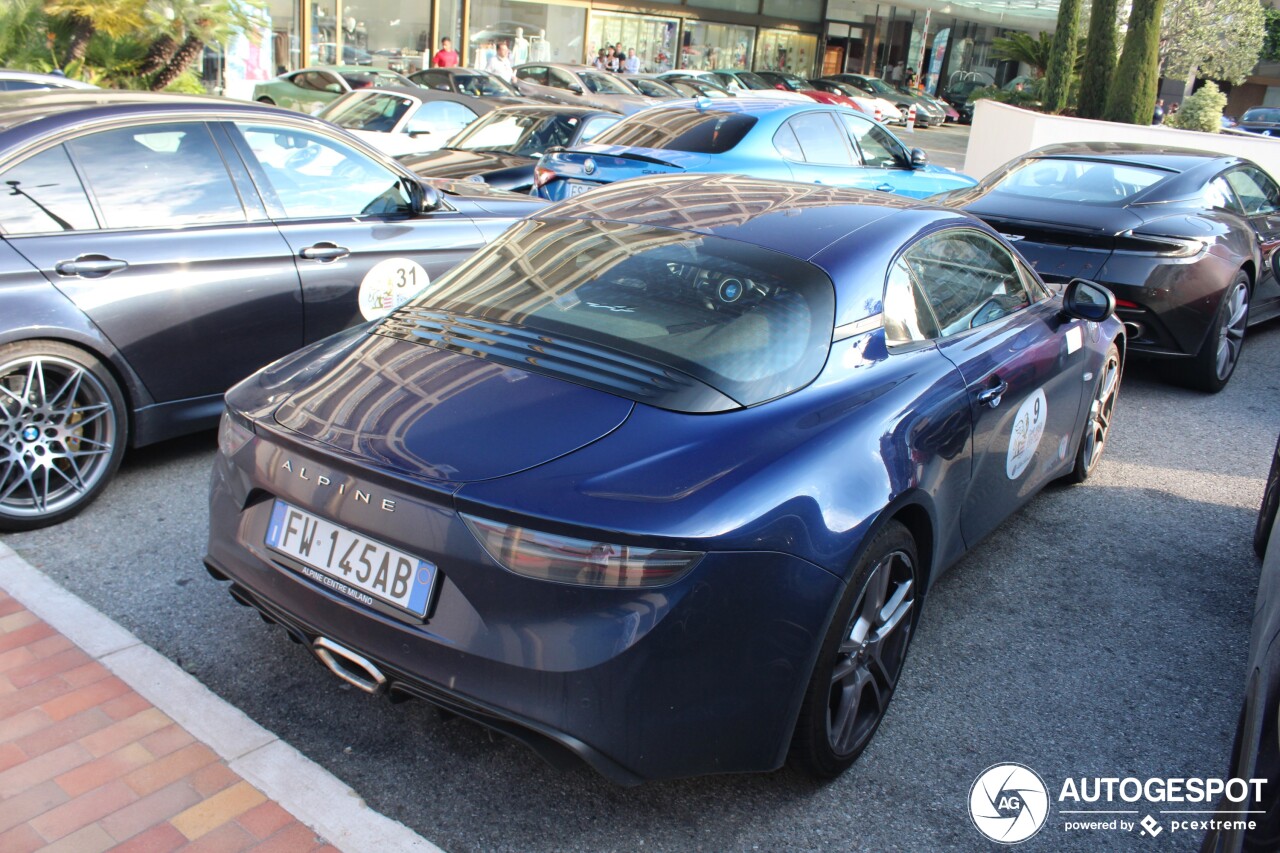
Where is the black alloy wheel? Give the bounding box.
[0,341,126,531]
[1188,272,1249,393]
[1066,341,1122,483]
[790,520,918,779]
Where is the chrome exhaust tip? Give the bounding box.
[313,637,387,694]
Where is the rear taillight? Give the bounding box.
[1115,231,1205,257]
[533,165,556,188]
[1115,298,1141,309]
[462,514,702,588]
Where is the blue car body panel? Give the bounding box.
[206,174,1122,783]
[535,99,976,201]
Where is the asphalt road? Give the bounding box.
[3,312,1276,852]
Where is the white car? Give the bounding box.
[318,87,494,157]
[808,78,904,124]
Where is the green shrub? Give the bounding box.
[1165,81,1227,132]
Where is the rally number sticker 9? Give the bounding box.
[358,258,430,321]
[1006,388,1047,480]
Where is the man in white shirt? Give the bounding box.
[485,41,515,83]
[623,48,640,74]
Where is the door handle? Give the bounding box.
[54,256,129,277]
[977,378,1009,408]
[875,183,894,193]
[300,243,350,262]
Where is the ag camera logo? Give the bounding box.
[970,763,1051,844]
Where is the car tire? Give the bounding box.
[0,341,126,531]
[1064,341,1122,484]
[789,519,919,779]
[1187,271,1250,393]
[1255,434,1280,560]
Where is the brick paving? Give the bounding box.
[0,588,339,852]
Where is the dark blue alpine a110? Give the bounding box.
[205,173,1124,784]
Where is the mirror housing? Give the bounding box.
[909,148,928,168]
[1061,278,1116,323]
[407,128,432,138]
[407,179,441,214]
[568,83,584,94]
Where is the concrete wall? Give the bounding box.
[962,99,1280,182]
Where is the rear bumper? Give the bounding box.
[205,434,842,783]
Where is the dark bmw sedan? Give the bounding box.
[206,173,1123,784]
[399,105,620,193]
[0,91,546,530]
[942,142,1280,392]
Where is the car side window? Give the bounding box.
[234,123,412,219]
[772,123,804,160]
[548,68,576,90]
[883,257,940,345]
[1205,176,1244,213]
[903,229,1032,336]
[406,101,477,134]
[1225,167,1280,215]
[328,93,415,132]
[66,123,245,230]
[292,72,322,91]
[517,66,548,85]
[0,146,98,234]
[840,114,906,168]
[785,112,853,166]
[417,70,451,90]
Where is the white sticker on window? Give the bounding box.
[358,258,430,321]
[1065,324,1083,354]
[1007,388,1047,479]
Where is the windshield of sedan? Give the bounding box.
[988,158,1169,204]
[591,108,756,154]
[1243,108,1280,122]
[730,72,775,91]
[860,77,898,96]
[773,72,811,90]
[392,219,835,409]
[449,111,577,155]
[342,70,411,89]
[579,71,633,95]
[630,78,678,97]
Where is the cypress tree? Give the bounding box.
[1043,0,1083,112]
[1104,0,1166,124]
[1077,0,1119,118]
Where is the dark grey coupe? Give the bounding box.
[0,91,545,530]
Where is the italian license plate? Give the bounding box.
[567,181,593,197]
[265,500,436,616]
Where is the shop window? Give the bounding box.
[755,29,818,76]
[680,21,755,71]
[309,0,430,76]
[589,11,680,74]
[469,0,586,65]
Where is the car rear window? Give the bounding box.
[1243,108,1280,122]
[390,218,835,409]
[591,108,757,154]
[988,158,1169,204]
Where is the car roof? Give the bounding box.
[488,103,617,117]
[533,172,943,260]
[337,85,500,110]
[297,65,388,75]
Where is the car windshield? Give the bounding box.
[775,73,811,89]
[579,71,633,95]
[591,108,757,154]
[731,72,774,91]
[630,78,677,97]
[861,77,898,96]
[323,92,415,131]
[396,218,836,408]
[1243,108,1280,123]
[342,70,410,89]
[452,73,517,96]
[991,158,1169,204]
[450,111,577,155]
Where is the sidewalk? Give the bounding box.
[0,542,441,853]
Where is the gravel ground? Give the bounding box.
[4,312,1278,851]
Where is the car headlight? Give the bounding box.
[462,514,702,588]
[217,409,255,458]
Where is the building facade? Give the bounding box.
[236,0,1051,98]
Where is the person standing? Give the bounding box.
[485,41,515,83]
[623,48,640,74]
[1152,98,1166,124]
[905,67,917,89]
[432,37,459,68]
[593,48,608,70]
[605,46,619,72]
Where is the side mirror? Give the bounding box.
[568,83,584,94]
[407,179,440,213]
[407,128,432,138]
[909,148,928,168]
[1061,278,1115,322]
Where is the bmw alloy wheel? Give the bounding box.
[0,345,124,529]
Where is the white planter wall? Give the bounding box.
[963,99,1280,182]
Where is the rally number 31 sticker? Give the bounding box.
[358,258,430,321]
[1006,388,1047,479]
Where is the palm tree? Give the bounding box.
[148,0,264,91]
[44,0,145,66]
[992,32,1054,76]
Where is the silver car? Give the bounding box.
[513,63,655,115]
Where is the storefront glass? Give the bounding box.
[680,21,755,71]
[588,11,679,73]
[469,0,587,67]
[435,0,462,62]
[309,0,431,74]
[265,0,302,75]
[754,29,817,76]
